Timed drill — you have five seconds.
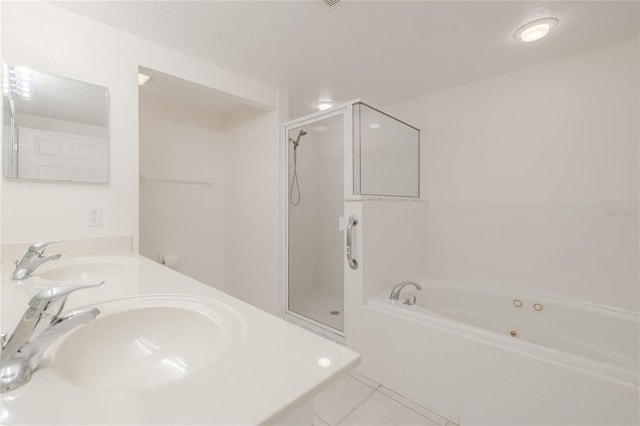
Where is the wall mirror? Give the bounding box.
[2,63,109,182]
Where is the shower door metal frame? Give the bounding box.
[282,105,353,339]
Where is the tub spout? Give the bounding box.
[390,281,422,301]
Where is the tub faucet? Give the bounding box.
[11,241,62,280]
[390,281,422,303]
[0,281,103,393]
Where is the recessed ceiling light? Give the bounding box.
[138,73,151,86]
[311,125,330,132]
[315,100,334,111]
[368,123,381,129]
[514,17,558,42]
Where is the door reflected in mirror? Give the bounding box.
[2,63,109,183]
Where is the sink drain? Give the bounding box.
[330,310,341,315]
[509,330,518,338]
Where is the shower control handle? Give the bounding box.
[346,215,358,270]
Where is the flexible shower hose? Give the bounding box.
[290,147,301,206]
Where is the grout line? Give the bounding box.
[422,410,453,426]
[315,413,330,426]
[328,373,456,426]
[374,389,425,420]
[373,390,438,424]
[334,387,376,426]
[348,373,381,390]
[377,387,451,426]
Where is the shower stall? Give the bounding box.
[283,100,420,338]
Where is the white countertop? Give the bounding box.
[0,252,360,425]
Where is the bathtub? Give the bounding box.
[355,279,639,425]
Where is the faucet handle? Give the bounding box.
[28,281,104,312]
[28,240,62,255]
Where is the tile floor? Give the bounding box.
[314,371,458,426]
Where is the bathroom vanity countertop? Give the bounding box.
[0,252,360,425]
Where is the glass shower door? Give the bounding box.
[286,113,344,334]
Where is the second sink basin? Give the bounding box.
[50,295,246,391]
[36,256,138,282]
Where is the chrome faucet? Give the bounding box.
[389,281,422,304]
[12,241,63,280]
[1,281,103,393]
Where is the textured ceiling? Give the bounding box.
[52,1,639,117]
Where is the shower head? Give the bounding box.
[289,129,307,149]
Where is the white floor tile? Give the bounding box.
[315,375,376,425]
[314,415,330,426]
[378,386,449,426]
[338,391,440,426]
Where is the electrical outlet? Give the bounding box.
[87,207,102,227]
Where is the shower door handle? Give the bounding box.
[346,215,358,270]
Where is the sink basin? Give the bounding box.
[50,295,246,391]
[37,257,138,282]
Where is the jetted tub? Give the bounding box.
[358,279,639,425]
[371,280,639,382]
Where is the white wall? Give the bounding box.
[385,37,639,310]
[0,1,278,250]
[359,200,429,301]
[0,4,3,262]
[139,96,226,290]
[224,94,288,315]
